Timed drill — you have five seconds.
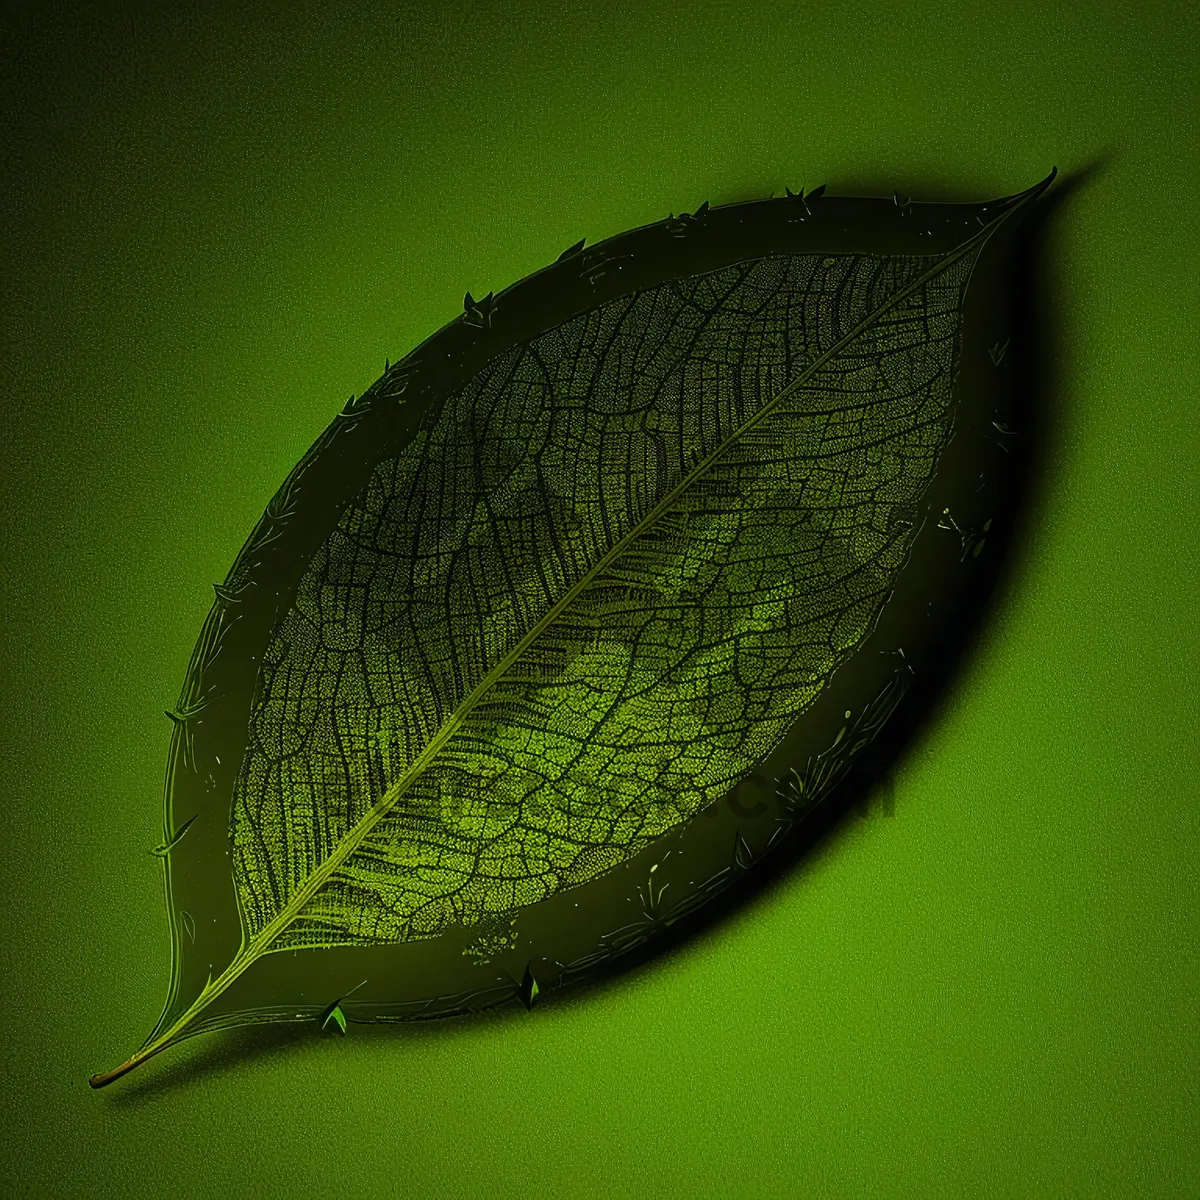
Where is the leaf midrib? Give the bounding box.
[121,194,1034,1071]
[253,224,998,941]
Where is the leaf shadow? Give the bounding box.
[503,158,1107,1018]
[823,153,1113,206]
[100,162,1100,1101]
[566,157,1104,987]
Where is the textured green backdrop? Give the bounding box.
[2,1,1196,1195]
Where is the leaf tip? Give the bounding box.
[556,237,586,262]
[89,1057,139,1089]
[321,1002,347,1035]
[519,963,540,1010]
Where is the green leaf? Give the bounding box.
[90,171,1057,1088]
[321,1003,347,1035]
[150,813,197,857]
[518,964,540,1011]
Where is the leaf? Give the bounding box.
[90,170,1057,1087]
[518,964,540,1011]
[150,813,197,857]
[321,1002,347,1035]
[556,237,587,262]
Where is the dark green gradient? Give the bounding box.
[2,1,1195,1195]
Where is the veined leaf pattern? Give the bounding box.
[233,249,974,947]
[89,173,1057,1087]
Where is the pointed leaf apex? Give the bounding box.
[556,237,586,262]
[519,963,540,1010]
[151,813,198,856]
[322,1002,347,1035]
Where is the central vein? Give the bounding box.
[166,202,1024,1049]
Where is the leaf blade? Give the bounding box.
[91,171,1058,1086]
[234,204,1020,950]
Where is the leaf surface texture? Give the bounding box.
[232,249,976,948]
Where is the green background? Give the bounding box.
[2,1,1195,1195]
